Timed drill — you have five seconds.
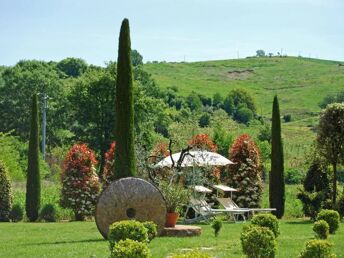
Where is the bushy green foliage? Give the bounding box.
[26,93,41,222]
[319,90,344,108]
[251,214,280,237]
[241,225,276,258]
[199,113,211,128]
[270,95,285,219]
[227,134,263,208]
[40,203,57,222]
[298,240,336,258]
[317,103,344,205]
[108,220,148,252]
[110,239,150,258]
[336,192,344,218]
[172,250,212,258]
[313,220,329,239]
[316,210,340,234]
[9,203,24,222]
[211,218,223,237]
[57,57,87,77]
[131,49,143,67]
[297,159,332,220]
[158,181,190,213]
[142,221,158,242]
[285,168,304,184]
[113,18,137,179]
[0,161,12,221]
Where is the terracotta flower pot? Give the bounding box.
[165,212,179,227]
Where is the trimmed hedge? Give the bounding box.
[241,226,276,258]
[9,203,23,222]
[298,240,335,258]
[40,204,57,222]
[110,239,150,258]
[142,221,157,242]
[0,160,12,222]
[172,250,212,258]
[251,214,280,237]
[108,220,148,252]
[316,209,340,234]
[313,220,329,239]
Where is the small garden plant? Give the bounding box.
[39,203,57,222]
[211,218,223,237]
[298,240,336,258]
[142,221,158,242]
[108,220,148,252]
[241,225,277,258]
[172,250,212,258]
[316,209,340,234]
[9,203,23,222]
[110,239,151,258]
[313,220,329,239]
[251,213,280,237]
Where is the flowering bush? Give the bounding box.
[102,141,116,186]
[226,134,263,208]
[60,143,100,221]
[188,134,218,152]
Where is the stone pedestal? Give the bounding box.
[161,225,202,237]
[95,177,166,238]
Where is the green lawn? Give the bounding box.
[1,220,343,258]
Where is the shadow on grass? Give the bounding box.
[285,220,313,225]
[22,238,106,246]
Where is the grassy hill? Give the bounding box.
[144,57,344,119]
[144,57,344,169]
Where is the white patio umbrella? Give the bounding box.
[154,150,234,168]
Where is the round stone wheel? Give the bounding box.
[95,177,167,238]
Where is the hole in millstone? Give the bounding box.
[126,208,136,219]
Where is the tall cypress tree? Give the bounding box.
[113,18,136,179]
[26,93,41,221]
[269,95,285,218]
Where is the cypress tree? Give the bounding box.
[25,93,41,221]
[113,18,136,179]
[269,95,285,218]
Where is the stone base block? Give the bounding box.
[161,225,202,237]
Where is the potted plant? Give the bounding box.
[158,181,190,227]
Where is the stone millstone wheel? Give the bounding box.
[95,177,167,238]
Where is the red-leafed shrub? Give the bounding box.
[227,134,263,208]
[60,143,100,221]
[188,134,218,152]
[150,142,169,163]
[102,141,116,186]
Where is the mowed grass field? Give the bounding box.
[1,220,344,258]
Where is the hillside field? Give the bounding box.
[144,57,344,169]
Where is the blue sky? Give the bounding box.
[1,0,343,66]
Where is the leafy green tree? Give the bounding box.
[223,89,256,122]
[270,95,285,218]
[69,65,116,174]
[113,18,136,179]
[256,49,266,57]
[25,94,41,222]
[186,92,202,111]
[57,57,88,77]
[319,90,344,109]
[234,105,254,124]
[0,60,66,145]
[212,93,223,109]
[317,103,344,205]
[0,160,12,222]
[131,49,143,66]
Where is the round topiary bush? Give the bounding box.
[0,161,12,222]
[142,221,158,242]
[251,213,280,237]
[298,240,335,258]
[40,204,57,222]
[313,220,329,239]
[9,203,24,222]
[108,220,148,252]
[241,225,276,258]
[316,209,340,234]
[172,250,212,258]
[110,239,150,258]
